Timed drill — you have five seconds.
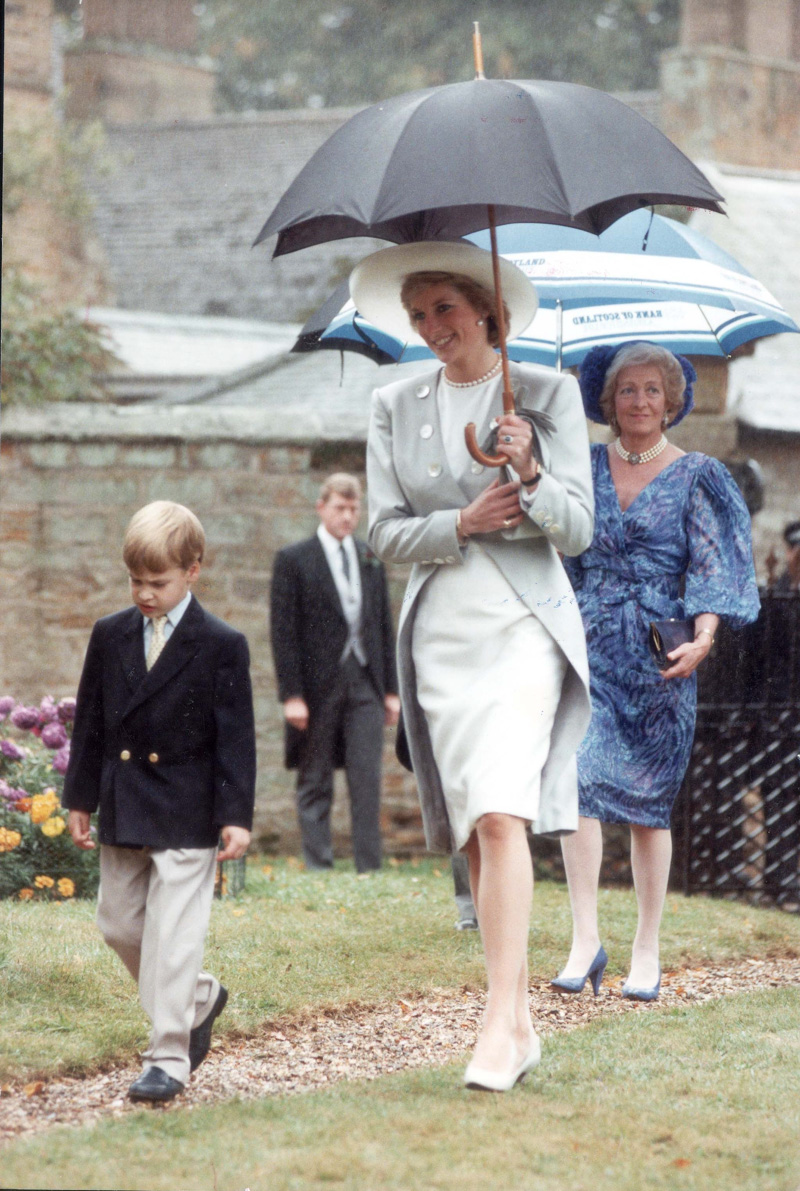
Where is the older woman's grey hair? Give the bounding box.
[599,343,687,430]
[399,270,509,349]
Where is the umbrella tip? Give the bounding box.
[473,22,486,80]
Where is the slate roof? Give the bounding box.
[84,93,661,327]
[86,108,380,324]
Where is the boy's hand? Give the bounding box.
[68,810,95,850]
[218,825,250,861]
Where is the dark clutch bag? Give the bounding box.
[648,618,695,669]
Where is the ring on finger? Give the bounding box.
[503,517,513,527]
[502,434,513,444]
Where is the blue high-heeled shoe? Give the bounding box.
[550,946,608,995]
[621,966,661,1002]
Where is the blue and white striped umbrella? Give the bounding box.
[293,210,798,369]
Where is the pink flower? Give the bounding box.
[52,742,71,775]
[0,697,16,720]
[10,705,39,731]
[37,696,59,726]
[1,739,26,762]
[40,721,68,750]
[57,698,77,724]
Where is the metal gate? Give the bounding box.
[680,591,800,906]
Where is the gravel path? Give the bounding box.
[2,956,798,1144]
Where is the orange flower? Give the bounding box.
[0,828,22,852]
[57,878,75,898]
[34,875,55,889]
[30,794,54,824]
[18,888,34,900]
[16,797,31,813]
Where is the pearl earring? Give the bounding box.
[476,319,484,326]
[662,414,669,428]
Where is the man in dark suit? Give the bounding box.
[64,501,256,1102]
[270,473,399,872]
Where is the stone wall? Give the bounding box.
[0,404,422,856]
[661,45,800,168]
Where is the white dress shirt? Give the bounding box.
[142,590,193,658]
[317,524,366,664]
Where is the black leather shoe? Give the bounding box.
[189,984,228,1072]
[128,1066,184,1102]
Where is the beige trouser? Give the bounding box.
[97,844,220,1084]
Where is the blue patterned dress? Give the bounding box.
[563,444,760,827]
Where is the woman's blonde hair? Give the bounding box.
[123,501,205,573]
[599,342,687,430]
[399,270,509,349]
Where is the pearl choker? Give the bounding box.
[614,435,668,465]
[443,360,502,388]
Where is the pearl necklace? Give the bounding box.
[443,359,502,389]
[614,434,668,465]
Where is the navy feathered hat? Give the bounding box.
[578,341,696,427]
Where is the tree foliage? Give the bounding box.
[1,270,117,407]
[199,0,679,113]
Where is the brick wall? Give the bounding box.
[0,404,423,856]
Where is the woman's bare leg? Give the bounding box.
[558,815,603,977]
[627,824,672,988]
[466,813,534,1073]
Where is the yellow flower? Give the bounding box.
[30,794,54,824]
[0,828,22,852]
[40,816,66,837]
[57,878,75,898]
[18,888,34,901]
[34,875,55,889]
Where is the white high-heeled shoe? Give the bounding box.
[464,1034,541,1092]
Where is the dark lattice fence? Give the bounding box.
[678,591,800,906]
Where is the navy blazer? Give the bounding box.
[62,597,256,849]
[270,535,398,768]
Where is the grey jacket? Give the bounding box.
[367,361,595,853]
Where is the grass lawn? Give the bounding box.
[2,989,799,1191]
[2,858,799,1083]
[2,859,799,1191]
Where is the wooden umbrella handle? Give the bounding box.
[465,422,509,468]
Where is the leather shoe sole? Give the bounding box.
[128,1066,184,1102]
[189,984,228,1072]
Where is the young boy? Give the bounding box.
[64,501,256,1102]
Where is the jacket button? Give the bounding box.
[148,753,159,764]
[415,384,430,399]
[428,462,442,477]
[470,461,484,474]
[120,750,131,761]
[420,423,433,439]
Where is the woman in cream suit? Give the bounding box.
[354,241,593,1092]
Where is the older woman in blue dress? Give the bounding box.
[355,241,594,1091]
[554,341,760,1001]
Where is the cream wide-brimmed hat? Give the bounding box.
[349,240,539,347]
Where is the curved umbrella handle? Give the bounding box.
[465,422,509,468]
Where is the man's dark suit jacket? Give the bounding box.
[62,596,256,849]
[270,535,398,768]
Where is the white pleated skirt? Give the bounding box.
[411,544,567,851]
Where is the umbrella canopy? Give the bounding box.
[292,212,798,369]
[255,79,724,256]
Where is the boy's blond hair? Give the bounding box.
[123,501,205,573]
[318,473,362,504]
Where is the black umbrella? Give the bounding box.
[255,27,724,465]
[254,89,723,258]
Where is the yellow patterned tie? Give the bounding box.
[146,615,167,670]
